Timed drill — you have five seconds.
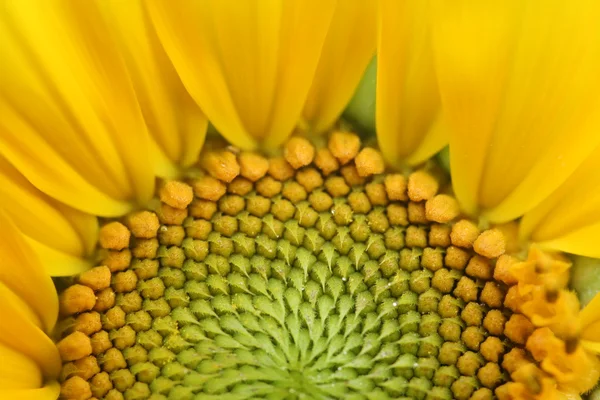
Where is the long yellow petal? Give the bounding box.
[0,101,133,217]
[376,0,447,167]
[0,0,154,216]
[0,212,58,333]
[99,0,208,173]
[0,381,60,400]
[0,343,43,390]
[301,1,377,134]
[148,0,336,150]
[0,156,98,261]
[0,282,61,380]
[26,238,93,277]
[534,224,600,259]
[432,0,600,221]
[520,144,600,258]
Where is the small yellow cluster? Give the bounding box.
[495,250,600,399]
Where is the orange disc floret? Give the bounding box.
[365,181,388,206]
[474,229,506,259]
[228,176,254,196]
[504,285,533,314]
[238,151,269,182]
[60,284,97,316]
[268,156,295,181]
[408,201,427,224]
[407,170,439,201]
[284,136,315,169]
[57,331,93,362]
[90,371,112,398]
[255,176,282,198]
[124,211,160,239]
[296,168,324,193]
[73,312,102,336]
[494,255,519,285]
[314,147,340,176]
[202,150,240,182]
[425,194,460,223]
[159,180,194,209]
[191,175,227,201]
[480,336,505,363]
[157,202,188,225]
[78,266,111,291]
[98,222,130,251]
[501,348,530,375]
[61,376,92,400]
[60,358,97,384]
[451,219,480,249]
[340,164,366,186]
[354,147,385,177]
[504,314,536,345]
[465,256,493,280]
[384,173,408,201]
[328,131,361,165]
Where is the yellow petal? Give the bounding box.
[0,0,154,216]
[431,0,600,221]
[26,238,93,277]
[0,155,98,260]
[581,321,600,343]
[0,282,61,380]
[0,381,60,400]
[0,343,43,390]
[148,0,336,150]
[581,340,600,355]
[534,224,600,259]
[376,0,447,167]
[0,211,58,333]
[149,138,181,179]
[301,1,377,134]
[520,145,600,258]
[54,201,99,257]
[99,0,208,173]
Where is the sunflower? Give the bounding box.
[1,1,599,400]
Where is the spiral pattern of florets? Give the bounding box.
[55,133,596,400]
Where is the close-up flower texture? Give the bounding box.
[1,1,599,400]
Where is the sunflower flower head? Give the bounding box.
[0,1,599,400]
[45,131,598,400]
